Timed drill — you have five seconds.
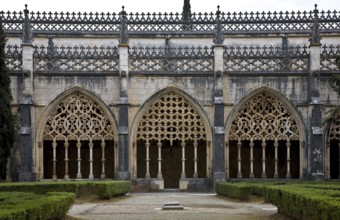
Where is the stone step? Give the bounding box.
[162,202,184,210]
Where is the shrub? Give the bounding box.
[0,191,75,220]
[215,181,252,200]
[216,181,340,220]
[94,181,131,199]
[0,180,131,199]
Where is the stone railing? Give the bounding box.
[33,45,119,73]
[129,46,213,73]
[1,6,340,35]
[224,45,309,73]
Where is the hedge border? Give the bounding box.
[0,191,75,220]
[216,181,340,220]
[0,180,131,199]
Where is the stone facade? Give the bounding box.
[1,3,340,189]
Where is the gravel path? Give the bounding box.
[67,192,291,220]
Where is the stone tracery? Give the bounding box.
[43,92,115,179]
[136,91,208,184]
[137,92,206,143]
[328,117,340,179]
[228,92,300,179]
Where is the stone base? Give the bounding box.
[131,178,211,192]
[213,172,226,184]
[116,171,130,180]
[150,178,164,190]
[311,172,325,181]
[180,178,212,191]
[19,172,35,182]
[130,178,164,192]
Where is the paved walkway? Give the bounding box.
[68,192,290,220]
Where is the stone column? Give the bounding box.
[308,4,324,180]
[101,141,106,179]
[237,141,242,179]
[286,141,291,179]
[18,5,35,181]
[212,6,226,185]
[64,141,69,180]
[261,141,267,178]
[212,45,225,183]
[116,7,130,180]
[274,141,279,179]
[88,140,94,179]
[181,141,186,178]
[76,141,82,179]
[157,142,163,179]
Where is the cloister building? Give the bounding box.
[1,1,340,190]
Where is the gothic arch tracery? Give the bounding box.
[327,117,340,179]
[229,92,300,142]
[227,91,302,179]
[133,90,210,186]
[44,93,114,142]
[42,92,116,180]
[137,92,207,144]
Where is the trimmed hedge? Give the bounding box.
[216,181,340,220]
[215,181,252,200]
[94,181,130,199]
[0,180,130,199]
[0,191,75,220]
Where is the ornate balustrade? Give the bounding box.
[321,44,340,71]
[5,43,340,74]
[5,45,22,72]
[224,45,309,73]
[1,9,340,35]
[33,45,119,73]
[129,46,213,73]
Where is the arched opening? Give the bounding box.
[42,92,116,180]
[135,91,209,188]
[328,119,340,179]
[227,91,301,179]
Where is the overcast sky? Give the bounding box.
[2,0,339,13]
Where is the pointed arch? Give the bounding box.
[225,87,306,141]
[225,87,306,179]
[325,113,340,179]
[35,86,118,180]
[131,86,212,143]
[130,87,212,187]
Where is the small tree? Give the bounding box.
[0,19,15,179]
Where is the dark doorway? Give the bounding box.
[330,140,340,179]
[162,140,181,188]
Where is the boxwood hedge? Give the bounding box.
[0,191,75,220]
[0,180,130,199]
[216,181,340,220]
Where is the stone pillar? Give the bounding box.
[18,5,35,181]
[116,7,130,179]
[308,4,324,180]
[212,43,225,183]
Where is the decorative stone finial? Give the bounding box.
[119,5,128,44]
[182,0,192,30]
[310,3,321,45]
[22,4,32,44]
[213,5,224,45]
